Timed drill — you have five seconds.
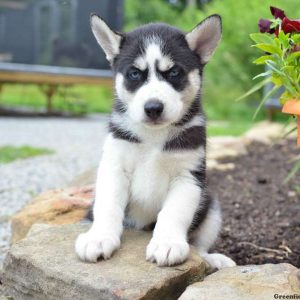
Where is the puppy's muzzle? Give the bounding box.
[144,100,164,121]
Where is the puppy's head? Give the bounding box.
[91,15,221,128]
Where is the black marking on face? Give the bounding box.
[113,98,127,114]
[112,23,204,94]
[109,121,141,143]
[175,97,202,126]
[155,62,188,91]
[124,66,149,93]
[163,125,206,151]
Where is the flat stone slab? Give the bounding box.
[2,224,207,300]
[179,263,300,300]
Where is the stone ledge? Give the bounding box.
[179,263,300,300]
[2,224,207,300]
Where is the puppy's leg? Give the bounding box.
[75,139,129,262]
[192,200,236,269]
[146,176,200,266]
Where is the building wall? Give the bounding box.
[0,0,123,69]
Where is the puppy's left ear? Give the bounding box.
[186,15,222,64]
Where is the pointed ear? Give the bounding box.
[185,15,222,64]
[90,14,123,63]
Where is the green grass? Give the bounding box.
[207,121,253,136]
[0,84,113,114]
[0,145,54,164]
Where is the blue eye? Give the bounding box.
[128,68,142,81]
[168,68,180,78]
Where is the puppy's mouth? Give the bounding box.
[143,118,169,128]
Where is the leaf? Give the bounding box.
[287,51,300,64]
[278,30,290,48]
[270,116,296,146]
[282,125,297,139]
[271,75,282,86]
[250,33,274,44]
[291,34,300,44]
[253,70,272,80]
[280,91,293,103]
[253,85,280,120]
[253,55,273,65]
[253,43,282,55]
[265,61,285,76]
[236,78,270,101]
[284,158,300,184]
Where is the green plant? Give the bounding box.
[239,6,300,114]
[284,155,300,183]
[240,6,300,181]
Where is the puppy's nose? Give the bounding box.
[144,100,164,121]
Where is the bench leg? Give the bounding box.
[0,83,3,101]
[40,85,58,114]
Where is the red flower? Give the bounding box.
[282,17,300,34]
[270,6,285,20]
[258,6,284,34]
[258,6,300,36]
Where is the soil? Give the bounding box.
[209,138,300,268]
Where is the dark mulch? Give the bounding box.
[209,139,300,268]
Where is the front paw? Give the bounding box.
[75,231,120,263]
[146,237,190,266]
[202,253,236,269]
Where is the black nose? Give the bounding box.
[144,100,164,121]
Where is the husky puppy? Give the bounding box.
[75,14,236,269]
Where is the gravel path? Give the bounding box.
[0,115,108,265]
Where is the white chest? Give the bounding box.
[105,134,202,228]
[124,146,173,227]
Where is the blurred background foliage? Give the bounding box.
[2,0,300,135]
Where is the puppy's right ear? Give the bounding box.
[90,14,123,63]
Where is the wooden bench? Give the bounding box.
[0,63,113,113]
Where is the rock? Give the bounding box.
[11,186,93,243]
[179,263,300,300]
[242,121,287,144]
[207,136,247,161]
[3,224,207,300]
[207,160,235,171]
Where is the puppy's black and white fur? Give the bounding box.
[75,14,236,269]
